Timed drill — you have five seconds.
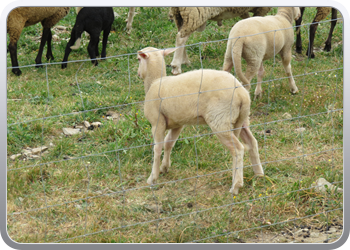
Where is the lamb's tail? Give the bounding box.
[228,38,251,90]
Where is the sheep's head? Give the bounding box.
[137,47,177,80]
[293,7,301,21]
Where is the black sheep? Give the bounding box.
[62,7,114,68]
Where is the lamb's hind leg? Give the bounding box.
[239,122,264,176]
[254,63,265,100]
[160,126,183,173]
[209,123,245,194]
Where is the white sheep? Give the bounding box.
[169,7,272,75]
[137,46,264,194]
[223,7,301,99]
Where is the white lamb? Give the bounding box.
[137,46,264,194]
[223,7,301,99]
[169,7,272,75]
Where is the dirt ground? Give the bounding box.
[239,221,343,243]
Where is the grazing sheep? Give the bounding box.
[223,7,301,99]
[7,7,70,76]
[137,47,264,194]
[76,7,135,33]
[61,7,114,69]
[169,7,272,75]
[295,7,338,58]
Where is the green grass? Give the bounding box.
[7,7,343,243]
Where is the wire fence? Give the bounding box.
[6,12,343,244]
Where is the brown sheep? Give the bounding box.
[7,7,70,76]
[295,7,338,58]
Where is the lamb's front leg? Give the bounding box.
[160,126,183,173]
[281,50,298,94]
[147,123,166,185]
[171,33,190,75]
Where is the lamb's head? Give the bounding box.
[293,7,301,21]
[137,47,177,92]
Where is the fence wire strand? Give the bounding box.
[6,15,343,243]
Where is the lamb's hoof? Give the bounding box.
[12,68,22,76]
[254,92,262,100]
[160,166,169,174]
[147,176,156,185]
[290,88,299,95]
[229,187,240,195]
[171,66,181,75]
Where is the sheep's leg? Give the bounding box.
[101,26,112,59]
[209,122,244,194]
[170,33,190,75]
[8,40,21,76]
[61,28,78,69]
[147,118,167,185]
[126,7,136,34]
[295,7,305,54]
[87,34,100,66]
[324,8,337,52]
[45,28,54,61]
[244,59,260,93]
[221,133,244,195]
[239,122,264,176]
[223,42,233,72]
[254,63,265,99]
[35,27,52,67]
[280,50,298,94]
[160,126,183,173]
[307,21,318,58]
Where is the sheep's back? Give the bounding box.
[8,7,70,27]
[145,70,248,126]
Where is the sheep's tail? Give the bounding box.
[230,38,250,90]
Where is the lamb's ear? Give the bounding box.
[138,51,149,59]
[162,48,177,57]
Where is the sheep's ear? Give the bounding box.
[162,48,177,57]
[138,51,149,59]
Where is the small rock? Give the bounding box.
[54,25,67,31]
[144,204,163,213]
[22,146,48,156]
[282,113,292,119]
[326,227,337,234]
[62,128,81,136]
[310,232,320,238]
[49,142,55,147]
[84,121,91,128]
[52,34,60,42]
[91,122,102,128]
[295,127,306,133]
[10,154,22,160]
[311,178,343,193]
[302,228,309,232]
